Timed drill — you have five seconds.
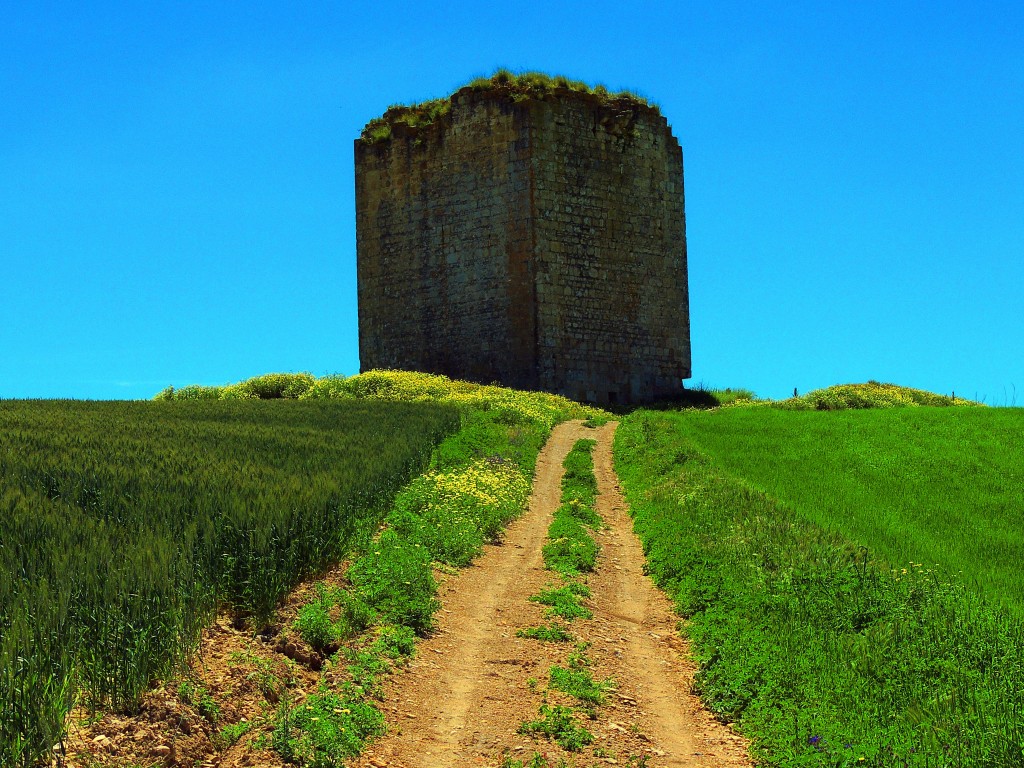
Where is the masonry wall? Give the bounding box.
[355,92,539,389]
[529,97,689,404]
[356,87,690,404]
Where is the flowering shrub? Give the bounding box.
[388,458,530,567]
[300,370,600,429]
[729,381,983,411]
[156,369,601,429]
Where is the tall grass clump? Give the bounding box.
[0,547,75,768]
[614,410,1024,767]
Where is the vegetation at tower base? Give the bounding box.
[0,371,599,766]
[359,69,657,145]
[613,406,1024,767]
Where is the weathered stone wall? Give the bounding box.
[355,93,538,389]
[529,97,689,404]
[356,87,690,404]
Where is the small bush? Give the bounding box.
[346,648,391,697]
[530,583,592,621]
[346,531,438,634]
[172,384,224,400]
[371,624,416,659]
[216,719,252,748]
[336,591,375,638]
[298,375,355,400]
[549,662,612,705]
[736,381,984,411]
[272,690,384,766]
[710,387,756,405]
[294,585,340,652]
[179,680,220,723]
[518,704,594,751]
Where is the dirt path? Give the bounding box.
[355,421,751,768]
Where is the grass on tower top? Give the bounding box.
[360,69,657,145]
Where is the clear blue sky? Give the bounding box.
[2,1,1021,403]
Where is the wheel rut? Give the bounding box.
[355,421,751,768]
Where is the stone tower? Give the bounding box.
[355,77,690,405]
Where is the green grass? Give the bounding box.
[530,583,593,621]
[518,439,609,759]
[614,409,1024,767]
[660,406,1024,614]
[271,688,385,766]
[548,653,613,706]
[0,399,455,766]
[215,719,252,749]
[3,371,603,766]
[293,585,374,652]
[516,622,575,643]
[542,439,601,578]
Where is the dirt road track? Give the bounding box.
[355,420,751,768]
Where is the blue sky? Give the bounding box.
[2,1,1021,402]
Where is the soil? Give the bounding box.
[61,420,751,768]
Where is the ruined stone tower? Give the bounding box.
[355,75,690,405]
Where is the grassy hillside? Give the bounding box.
[614,404,1024,767]
[1,371,599,767]
[0,399,457,762]
[665,406,1024,614]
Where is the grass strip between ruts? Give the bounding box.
[518,438,609,755]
